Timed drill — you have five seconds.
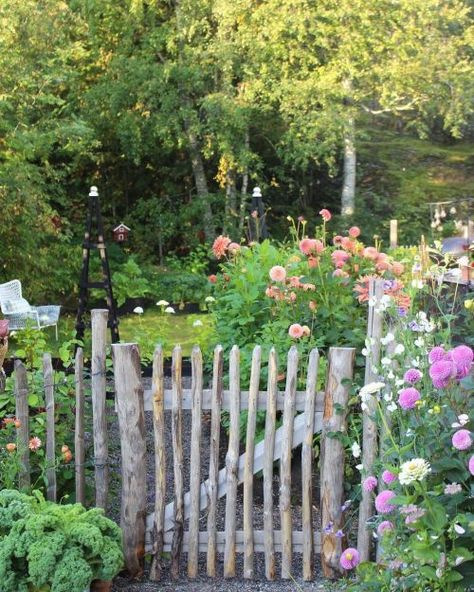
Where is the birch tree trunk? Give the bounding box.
[341,116,356,217]
[184,120,214,241]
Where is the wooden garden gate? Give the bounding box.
[112,342,356,582]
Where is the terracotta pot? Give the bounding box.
[90,581,112,592]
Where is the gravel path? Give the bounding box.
[107,376,344,591]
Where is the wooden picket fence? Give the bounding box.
[9,278,386,582]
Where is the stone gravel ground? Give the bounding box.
[107,376,347,592]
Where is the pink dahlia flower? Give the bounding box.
[313,239,324,254]
[340,548,360,570]
[228,242,241,255]
[288,324,304,339]
[212,235,231,259]
[363,246,379,260]
[469,456,474,475]
[363,476,378,492]
[308,256,320,268]
[452,429,472,451]
[299,238,316,256]
[398,387,421,410]
[377,521,394,536]
[341,237,356,252]
[450,345,473,379]
[392,262,404,276]
[333,235,343,245]
[319,208,332,222]
[349,226,361,238]
[269,265,287,282]
[28,436,42,451]
[429,359,456,389]
[403,368,422,384]
[382,470,397,484]
[375,490,396,514]
[428,346,446,364]
[331,250,350,267]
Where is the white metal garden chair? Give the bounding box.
[0,280,61,339]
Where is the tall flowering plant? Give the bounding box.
[208,211,410,385]
[345,304,474,591]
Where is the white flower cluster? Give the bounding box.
[359,382,385,411]
[399,458,431,485]
[411,311,435,333]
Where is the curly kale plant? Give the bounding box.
[0,489,123,592]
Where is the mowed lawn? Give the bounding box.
[8,310,215,359]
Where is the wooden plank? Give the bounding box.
[390,219,398,249]
[15,360,30,489]
[171,345,183,580]
[112,343,146,578]
[150,346,165,581]
[302,349,319,581]
[243,346,261,579]
[74,347,86,506]
[146,530,322,554]
[280,346,298,579]
[320,347,355,578]
[357,279,384,562]
[187,347,203,579]
[91,309,108,510]
[43,353,56,502]
[206,345,224,577]
[143,387,325,412]
[224,345,240,578]
[263,348,278,580]
[146,408,323,536]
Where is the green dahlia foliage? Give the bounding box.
[0,490,123,592]
[342,297,474,591]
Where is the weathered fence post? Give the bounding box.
[280,346,298,579]
[224,345,241,578]
[389,219,398,249]
[243,345,262,579]
[112,343,147,577]
[15,360,30,489]
[206,345,224,577]
[171,345,184,580]
[357,279,384,562]
[302,348,319,581]
[74,347,86,506]
[187,346,203,579]
[91,309,108,510]
[150,345,165,581]
[320,347,355,578]
[43,353,56,502]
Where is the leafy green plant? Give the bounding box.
[111,257,151,307]
[0,489,123,592]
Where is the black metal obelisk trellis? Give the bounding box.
[75,186,120,343]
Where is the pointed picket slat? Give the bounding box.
[243,346,261,579]
[43,353,56,502]
[206,345,224,577]
[224,345,240,578]
[74,348,85,505]
[187,347,203,579]
[302,349,319,580]
[150,346,166,581]
[280,347,298,579]
[171,346,184,580]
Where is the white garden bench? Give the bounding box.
[0,280,61,339]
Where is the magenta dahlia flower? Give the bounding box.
[382,470,397,484]
[377,521,394,536]
[375,490,396,514]
[403,368,422,384]
[452,429,472,451]
[450,345,473,379]
[398,387,421,410]
[429,359,456,389]
[428,346,446,364]
[340,548,360,570]
[363,476,378,492]
[469,456,474,476]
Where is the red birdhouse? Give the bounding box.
[113,223,130,243]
